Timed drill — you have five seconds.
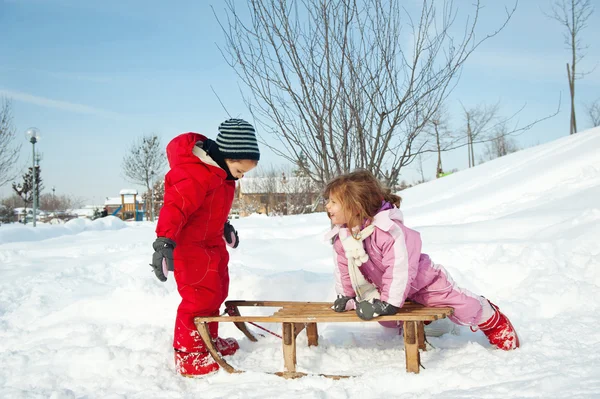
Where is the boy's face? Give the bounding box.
[225,159,257,179]
[325,195,348,225]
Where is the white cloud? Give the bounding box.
[0,88,124,119]
[467,50,600,84]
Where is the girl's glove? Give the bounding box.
[224,221,239,248]
[150,237,176,282]
[373,299,399,316]
[356,299,399,320]
[333,295,356,312]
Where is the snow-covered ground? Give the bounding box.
[1,128,599,398]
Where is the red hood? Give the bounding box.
[166,132,207,168]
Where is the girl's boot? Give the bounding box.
[474,301,520,350]
[174,349,219,377]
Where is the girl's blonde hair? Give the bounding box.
[323,170,402,230]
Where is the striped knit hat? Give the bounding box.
[216,118,260,161]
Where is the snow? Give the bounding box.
[1,128,599,398]
[105,196,144,206]
[119,189,139,196]
[0,217,127,245]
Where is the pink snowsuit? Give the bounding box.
[327,207,489,326]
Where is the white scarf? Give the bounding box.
[338,225,380,303]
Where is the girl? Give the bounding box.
[150,118,260,376]
[324,170,519,351]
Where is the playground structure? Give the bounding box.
[105,189,145,221]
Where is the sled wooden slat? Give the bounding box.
[194,300,453,379]
[274,307,449,317]
[225,300,333,307]
[196,313,448,322]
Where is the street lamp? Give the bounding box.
[25,127,40,227]
[150,170,155,222]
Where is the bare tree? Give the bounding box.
[215,0,516,187]
[0,98,21,187]
[415,154,426,183]
[122,134,167,220]
[424,107,456,177]
[1,193,24,209]
[547,0,594,135]
[38,192,82,212]
[141,178,165,221]
[461,102,500,168]
[480,123,520,163]
[587,99,600,127]
[281,168,320,214]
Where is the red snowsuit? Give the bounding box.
[156,132,235,353]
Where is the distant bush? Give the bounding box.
[0,204,15,224]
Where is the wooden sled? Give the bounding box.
[194,300,453,379]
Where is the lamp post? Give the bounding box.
[150,170,155,222]
[25,128,40,227]
[52,186,56,214]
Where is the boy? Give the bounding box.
[150,118,259,376]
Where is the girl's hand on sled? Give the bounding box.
[356,299,399,320]
[372,299,399,316]
[333,295,356,312]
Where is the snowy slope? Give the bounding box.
[0,128,599,398]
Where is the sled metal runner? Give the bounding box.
[194,300,454,379]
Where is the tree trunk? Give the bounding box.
[467,120,474,168]
[435,124,443,177]
[569,0,578,134]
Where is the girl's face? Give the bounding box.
[325,194,348,225]
[225,159,257,179]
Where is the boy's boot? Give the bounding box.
[207,321,240,357]
[474,301,520,350]
[215,337,240,357]
[174,349,219,377]
[207,318,240,357]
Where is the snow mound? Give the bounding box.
[0,216,127,245]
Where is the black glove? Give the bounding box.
[356,299,399,320]
[356,301,375,320]
[224,221,239,248]
[150,237,176,282]
[333,295,355,312]
[372,299,399,316]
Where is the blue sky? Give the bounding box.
[0,0,599,204]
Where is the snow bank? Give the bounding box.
[0,216,127,245]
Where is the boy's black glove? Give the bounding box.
[356,299,399,320]
[224,221,239,248]
[150,237,176,282]
[333,295,355,312]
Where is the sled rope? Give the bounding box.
[247,321,283,339]
[224,305,282,339]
